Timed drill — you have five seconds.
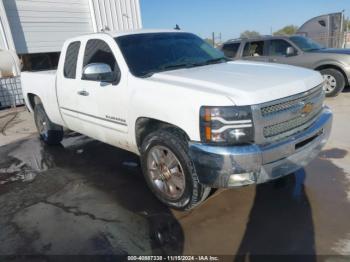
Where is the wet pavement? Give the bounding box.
[0,94,350,257]
[1,136,349,257]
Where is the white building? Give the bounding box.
[0,0,142,108]
[0,0,142,66]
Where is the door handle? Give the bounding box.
[269,58,277,62]
[77,90,89,96]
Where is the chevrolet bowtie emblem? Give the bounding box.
[301,102,314,115]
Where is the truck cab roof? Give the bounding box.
[224,35,293,44]
[65,29,187,43]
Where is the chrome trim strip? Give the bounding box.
[212,124,253,133]
[60,107,127,126]
[62,112,125,133]
[211,117,252,125]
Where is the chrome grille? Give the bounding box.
[261,85,323,117]
[263,105,322,138]
[253,84,325,144]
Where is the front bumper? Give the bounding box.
[189,107,332,188]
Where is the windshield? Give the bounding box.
[289,36,325,52]
[116,32,227,77]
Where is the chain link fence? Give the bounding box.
[0,77,24,110]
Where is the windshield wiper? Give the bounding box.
[161,62,198,70]
[199,57,230,66]
[140,63,197,78]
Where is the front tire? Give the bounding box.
[320,68,345,97]
[34,103,64,145]
[141,129,211,210]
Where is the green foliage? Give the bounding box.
[240,30,260,39]
[273,25,299,36]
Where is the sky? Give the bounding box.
[140,0,349,41]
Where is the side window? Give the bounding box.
[243,41,265,57]
[64,41,81,79]
[269,40,293,56]
[83,39,118,73]
[222,43,240,58]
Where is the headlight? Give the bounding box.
[200,106,254,145]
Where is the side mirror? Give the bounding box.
[286,47,296,57]
[82,63,119,84]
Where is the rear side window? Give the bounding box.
[64,41,81,79]
[243,41,265,57]
[83,39,118,72]
[222,43,240,58]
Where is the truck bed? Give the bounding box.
[21,70,64,126]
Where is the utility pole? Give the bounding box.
[346,16,349,48]
[210,32,222,47]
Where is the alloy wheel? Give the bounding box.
[147,145,186,200]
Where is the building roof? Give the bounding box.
[110,29,186,38]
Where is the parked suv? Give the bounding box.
[221,35,350,97]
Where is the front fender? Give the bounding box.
[128,78,234,151]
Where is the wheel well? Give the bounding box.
[315,64,349,86]
[27,93,41,110]
[135,118,190,149]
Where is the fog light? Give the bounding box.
[228,173,256,187]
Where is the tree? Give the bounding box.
[240,30,260,39]
[273,25,299,36]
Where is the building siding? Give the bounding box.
[3,0,93,54]
[0,0,142,54]
[89,0,142,32]
[0,16,6,49]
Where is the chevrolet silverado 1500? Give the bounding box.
[21,30,332,210]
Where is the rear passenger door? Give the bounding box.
[241,40,269,62]
[57,40,85,133]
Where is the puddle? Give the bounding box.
[0,136,184,255]
[1,135,350,255]
[0,162,37,185]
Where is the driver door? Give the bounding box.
[267,39,301,66]
[75,38,129,148]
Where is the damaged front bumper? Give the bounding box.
[189,107,333,188]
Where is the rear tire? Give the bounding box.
[320,68,345,97]
[34,103,63,145]
[140,129,211,210]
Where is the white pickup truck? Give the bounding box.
[21,30,332,210]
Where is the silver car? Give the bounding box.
[221,35,350,97]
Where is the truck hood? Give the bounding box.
[309,48,350,55]
[150,61,323,105]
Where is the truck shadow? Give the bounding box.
[234,170,316,261]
